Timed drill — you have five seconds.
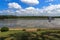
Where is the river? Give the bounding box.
[0,18,60,28]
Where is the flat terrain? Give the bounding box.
[0,28,60,40]
[0,28,60,36]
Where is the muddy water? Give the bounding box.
[0,18,60,28]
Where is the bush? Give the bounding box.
[37,29,41,31]
[22,29,26,31]
[1,27,9,32]
[14,32,30,40]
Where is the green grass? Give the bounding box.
[0,30,21,37]
[0,29,60,40]
[0,30,60,37]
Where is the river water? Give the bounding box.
[0,18,60,28]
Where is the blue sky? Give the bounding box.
[0,0,60,16]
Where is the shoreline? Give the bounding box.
[9,27,60,31]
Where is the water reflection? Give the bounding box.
[0,18,60,28]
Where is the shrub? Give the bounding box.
[1,27,9,32]
[14,32,30,40]
[37,29,41,31]
[22,29,26,31]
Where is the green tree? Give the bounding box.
[1,27,9,32]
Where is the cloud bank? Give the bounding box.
[8,2,22,9]
[0,1,60,16]
[20,0,39,5]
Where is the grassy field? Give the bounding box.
[0,28,60,40]
[0,30,21,37]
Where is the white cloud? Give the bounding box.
[1,3,60,16]
[25,7,35,10]
[43,4,60,12]
[8,2,22,9]
[0,7,43,16]
[0,10,16,15]
[20,0,39,5]
[42,4,60,16]
[14,7,41,16]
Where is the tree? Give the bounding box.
[1,27,9,32]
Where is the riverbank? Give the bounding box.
[0,28,60,40]
[1,28,60,37]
